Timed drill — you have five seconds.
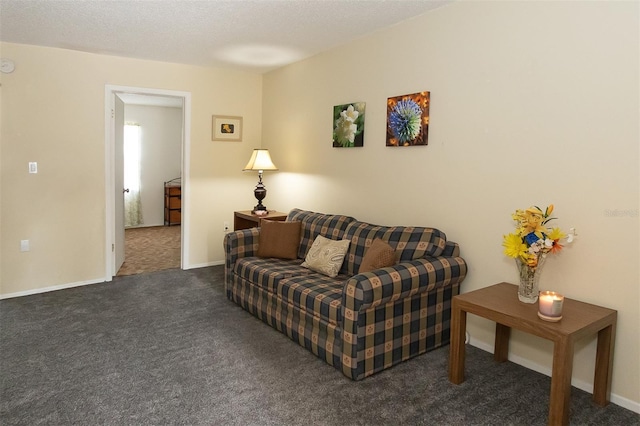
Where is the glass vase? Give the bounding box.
[515,254,546,303]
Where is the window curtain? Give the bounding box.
[124,123,143,227]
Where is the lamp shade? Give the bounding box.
[243,149,278,171]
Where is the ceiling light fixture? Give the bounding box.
[216,44,303,68]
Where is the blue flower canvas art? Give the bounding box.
[386,91,430,146]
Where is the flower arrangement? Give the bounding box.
[502,204,566,268]
[385,91,430,146]
[503,204,569,303]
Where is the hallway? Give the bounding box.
[117,226,180,276]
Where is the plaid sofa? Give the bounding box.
[224,208,468,380]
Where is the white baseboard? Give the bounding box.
[184,260,225,269]
[468,337,640,414]
[0,277,105,300]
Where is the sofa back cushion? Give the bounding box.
[287,208,357,260]
[342,221,447,275]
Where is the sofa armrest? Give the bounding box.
[342,256,467,313]
[340,255,467,379]
[442,241,461,257]
[223,228,261,280]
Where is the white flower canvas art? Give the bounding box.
[333,102,366,148]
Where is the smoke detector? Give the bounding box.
[1,59,15,74]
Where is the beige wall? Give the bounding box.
[263,1,639,408]
[0,42,263,295]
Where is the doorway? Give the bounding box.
[116,225,181,276]
[104,85,192,281]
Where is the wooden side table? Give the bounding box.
[448,282,617,426]
[233,210,288,231]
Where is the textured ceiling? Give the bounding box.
[0,0,451,73]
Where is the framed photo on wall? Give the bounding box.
[386,91,430,146]
[212,115,243,142]
[332,102,366,148]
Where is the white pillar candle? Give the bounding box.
[538,291,564,322]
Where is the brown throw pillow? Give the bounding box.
[257,220,302,260]
[359,238,396,273]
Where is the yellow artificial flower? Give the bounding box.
[545,204,554,217]
[548,227,566,241]
[503,233,528,258]
[512,210,524,222]
[522,207,548,238]
[548,226,566,254]
[525,253,538,267]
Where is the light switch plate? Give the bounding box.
[29,162,37,173]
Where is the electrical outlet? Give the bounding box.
[28,162,38,174]
[224,222,230,233]
[20,240,30,252]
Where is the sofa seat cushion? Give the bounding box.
[277,274,347,327]
[234,257,312,293]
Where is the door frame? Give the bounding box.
[104,84,192,280]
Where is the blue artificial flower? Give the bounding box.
[524,232,540,246]
[388,99,422,143]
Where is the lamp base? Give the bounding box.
[252,175,267,213]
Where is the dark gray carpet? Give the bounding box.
[1,266,638,425]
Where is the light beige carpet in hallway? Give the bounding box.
[117,226,180,276]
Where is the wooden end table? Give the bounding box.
[233,210,288,231]
[448,282,617,426]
